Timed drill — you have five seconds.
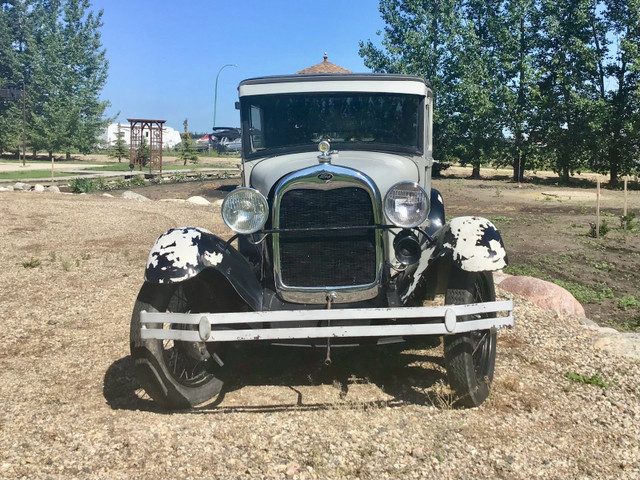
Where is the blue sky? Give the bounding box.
[92,0,386,133]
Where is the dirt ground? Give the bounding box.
[120,167,640,332]
[0,187,638,479]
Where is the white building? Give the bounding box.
[101,123,182,149]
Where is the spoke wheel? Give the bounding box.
[130,280,227,409]
[443,271,497,408]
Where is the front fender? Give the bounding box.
[436,216,508,271]
[398,216,507,302]
[145,227,263,311]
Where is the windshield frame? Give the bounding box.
[240,91,425,160]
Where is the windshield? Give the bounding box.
[242,92,423,158]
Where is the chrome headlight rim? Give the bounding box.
[384,181,430,228]
[221,187,269,234]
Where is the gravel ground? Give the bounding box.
[1,192,638,480]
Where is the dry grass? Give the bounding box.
[0,191,638,480]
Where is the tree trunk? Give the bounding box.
[48,151,53,162]
[471,162,481,179]
[513,151,526,183]
[609,158,619,188]
[66,152,71,160]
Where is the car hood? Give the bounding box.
[249,151,422,200]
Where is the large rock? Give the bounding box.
[122,190,150,201]
[33,184,45,193]
[14,182,31,191]
[186,196,210,205]
[499,275,586,317]
[592,331,640,360]
[45,185,60,194]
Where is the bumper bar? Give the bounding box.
[140,300,513,343]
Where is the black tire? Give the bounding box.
[130,280,227,409]
[443,271,497,408]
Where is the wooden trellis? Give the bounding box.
[127,118,165,174]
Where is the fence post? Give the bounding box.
[623,176,628,217]
[596,178,601,239]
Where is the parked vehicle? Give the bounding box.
[195,127,241,152]
[130,74,513,409]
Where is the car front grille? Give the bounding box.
[277,187,377,288]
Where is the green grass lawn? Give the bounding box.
[0,169,84,180]
[0,160,94,165]
[89,163,232,172]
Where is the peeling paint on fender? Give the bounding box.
[400,216,507,302]
[446,217,507,271]
[146,227,214,283]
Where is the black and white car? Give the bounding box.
[130,73,513,409]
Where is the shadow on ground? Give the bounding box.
[103,340,451,414]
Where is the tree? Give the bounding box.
[178,118,198,166]
[135,137,150,168]
[0,1,29,155]
[534,0,604,183]
[359,0,506,177]
[448,0,506,178]
[28,0,109,160]
[588,0,640,185]
[498,0,544,182]
[108,123,127,163]
[359,0,461,169]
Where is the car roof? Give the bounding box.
[238,73,432,97]
[239,73,430,87]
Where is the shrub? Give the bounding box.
[130,175,146,187]
[69,177,96,194]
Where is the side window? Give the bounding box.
[250,105,263,150]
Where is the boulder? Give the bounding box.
[14,182,31,191]
[122,190,150,201]
[45,185,61,194]
[187,196,210,205]
[493,270,512,285]
[593,331,640,360]
[499,275,586,317]
[0,186,14,192]
[33,184,45,193]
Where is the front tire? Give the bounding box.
[443,271,497,408]
[130,279,230,409]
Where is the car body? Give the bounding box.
[195,127,241,152]
[130,73,513,409]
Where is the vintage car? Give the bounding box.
[130,73,513,409]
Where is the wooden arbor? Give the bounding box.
[127,118,165,174]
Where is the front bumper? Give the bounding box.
[140,300,513,343]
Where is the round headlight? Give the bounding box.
[221,187,268,234]
[384,182,430,227]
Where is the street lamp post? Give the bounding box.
[213,64,237,130]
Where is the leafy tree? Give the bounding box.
[448,0,506,177]
[498,0,545,182]
[533,0,604,183]
[359,0,460,170]
[359,0,506,177]
[178,118,198,166]
[0,1,29,155]
[587,0,640,185]
[27,0,109,161]
[108,123,127,163]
